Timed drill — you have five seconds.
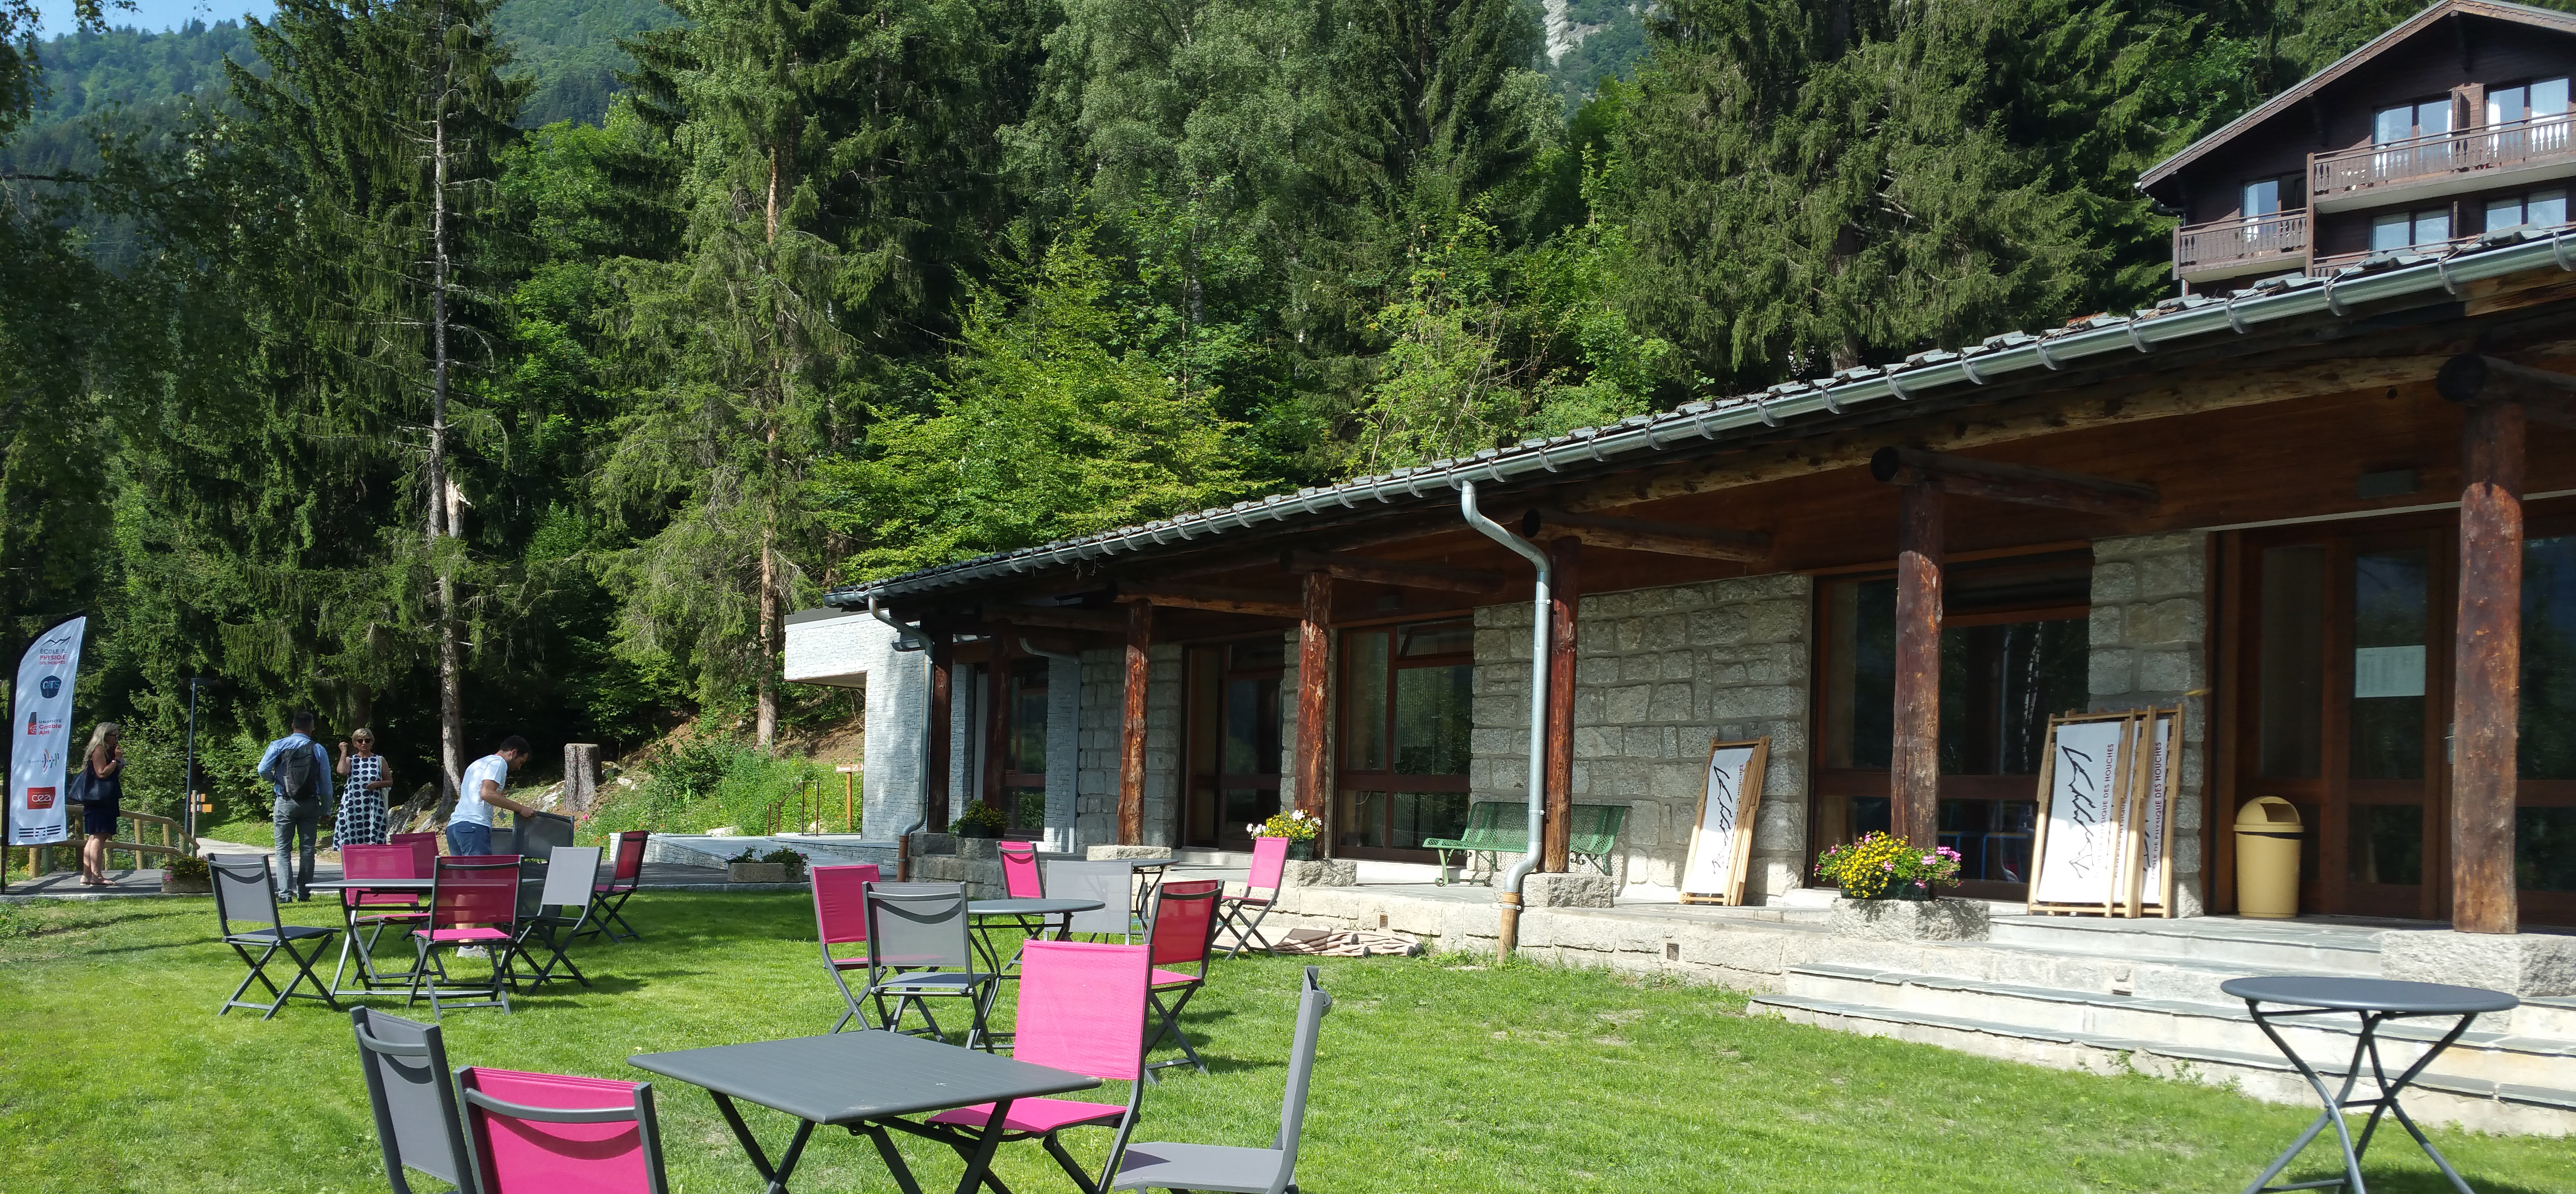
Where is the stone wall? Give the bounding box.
[782,609,924,841]
[2088,532,2210,916]
[1472,573,1814,900]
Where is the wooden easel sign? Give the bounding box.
[1679,737,1768,906]
[2028,712,2134,914]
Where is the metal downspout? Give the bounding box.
[869,593,934,864]
[1458,480,1551,962]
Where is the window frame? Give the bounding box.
[1335,617,1476,862]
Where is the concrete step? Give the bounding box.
[2520,996,2576,1039]
[1781,964,2576,1091]
[1985,915,2387,974]
[1752,993,2576,1136]
[1894,937,2375,1004]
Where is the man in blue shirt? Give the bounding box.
[256,712,335,902]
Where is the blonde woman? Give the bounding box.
[77,723,124,887]
[334,729,393,846]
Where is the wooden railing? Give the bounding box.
[2311,117,2576,201]
[2173,209,2309,277]
[8,807,187,878]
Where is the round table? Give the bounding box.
[966,898,1105,975]
[2220,975,2519,1194]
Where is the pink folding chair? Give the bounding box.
[457,1066,669,1194]
[579,831,649,944]
[334,843,434,994]
[408,855,521,1019]
[1214,836,1289,958]
[998,841,1045,898]
[922,939,1151,1192]
[1144,879,1224,1081]
[811,863,884,1032]
[390,830,440,858]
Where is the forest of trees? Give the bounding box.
[0,0,2501,820]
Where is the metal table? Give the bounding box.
[306,877,434,996]
[2221,975,2519,1194]
[966,897,1102,975]
[629,1029,1098,1194]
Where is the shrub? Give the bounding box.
[164,855,210,882]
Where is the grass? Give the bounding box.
[1,893,2569,1194]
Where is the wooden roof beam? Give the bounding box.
[1869,447,2158,516]
[988,604,1130,635]
[1283,550,1505,595]
[1522,506,1770,562]
[1114,583,1302,619]
[2435,353,2576,428]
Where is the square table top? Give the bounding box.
[628,1031,1099,1124]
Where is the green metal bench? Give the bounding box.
[1425,801,1631,884]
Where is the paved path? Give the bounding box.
[6,840,782,901]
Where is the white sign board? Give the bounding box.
[2030,715,2129,909]
[2131,711,2176,911]
[9,616,87,847]
[1680,739,1768,906]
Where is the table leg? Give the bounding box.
[710,1092,817,1194]
[853,1123,928,1194]
[2354,1013,2483,1194]
[951,1098,1014,1194]
[2239,1005,2371,1194]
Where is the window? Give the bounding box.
[2376,98,2454,143]
[1001,658,1048,836]
[1182,637,1284,850]
[2243,177,2281,219]
[2486,189,2569,231]
[2370,208,2452,253]
[1338,619,1474,859]
[2487,77,2570,125]
[1817,553,2091,890]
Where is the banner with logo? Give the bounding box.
[9,615,88,846]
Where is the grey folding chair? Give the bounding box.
[860,881,1002,1051]
[1112,966,1333,1193]
[508,811,576,860]
[1049,860,1142,941]
[211,854,341,1019]
[350,1007,478,1194]
[506,846,602,990]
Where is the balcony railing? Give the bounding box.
[2172,209,2309,279]
[2310,116,2576,204]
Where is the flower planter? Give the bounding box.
[1828,895,1990,941]
[161,875,210,895]
[1287,840,1316,861]
[953,824,1001,840]
[727,862,788,884]
[1838,880,1934,902]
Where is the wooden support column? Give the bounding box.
[1293,571,1333,820]
[982,633,1013,810]
[926,637,952,832]
[1543,536,1581,873]
[2454,400,2524,934]
[1119,602,1152,844]
[1892,482,1945,850]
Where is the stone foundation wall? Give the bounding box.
[1472,573,1813,900]
[2088,532,2210,916]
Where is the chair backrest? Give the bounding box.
[515,859,550,923]
[344,844,421,908]
[1147,879,1224,974]
[1565,803,1629,855]
[538,847,602,913]
[811,864,884,951]
[209,854,278,936]
[609,832,647,884]
[390,834,439,876]
[863,882,976,971]
[1046,860,1136,938]
[430,857,523,930]
[351,1007,476,1194]
[1246,835,1291,893]
[1014,940,1151,1082]
[1273,966,1335,1178]
[511,812,577,860]
[458,1067,668,1194]
[998,841,1044,898]
[391,830,439,853]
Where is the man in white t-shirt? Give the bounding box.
[446,736,538,857]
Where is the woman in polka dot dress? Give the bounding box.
[334,729,393,846]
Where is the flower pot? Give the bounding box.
[161,875,210,895]
[953,823,1001,840]
[1837,880,1934,901]
[1287,840,1316,861]
[727,862,788,884]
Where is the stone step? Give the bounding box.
[1985,915,2387,973]
[1782,964,2576,1091]
[1891,938,2368,1005]
[1751,993,2576,1137]
[2519,996,2576,1039]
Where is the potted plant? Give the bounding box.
[161,854,211,895]
[759,845,808,881]
[950,801,1007,840]
[1249,809,1321,860]
[724,847,790,884]
[1813,832,1962,901]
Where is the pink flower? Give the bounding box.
[1921,854,1938,865]
[1881,861,1894,871]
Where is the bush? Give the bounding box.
[164,855,209,882]
[578,736,838,843]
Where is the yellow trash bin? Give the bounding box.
[2235,796,2304,920]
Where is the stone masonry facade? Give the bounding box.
[1074,644,1182,847]
[2087,531,2210,916]
[1472,573,1814,900]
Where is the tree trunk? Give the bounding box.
[755,144,785,748]
[428,0,464,817]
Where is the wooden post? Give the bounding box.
[2453,400,2525,935]
[1892,482,1945,849]
[926,638,952,832]
[982,634,1013,812]
[1120,601,1153,844]
[1543,536,1580,872]
[1293,571,1333,820]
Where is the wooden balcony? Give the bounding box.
[2172,209,2308,283]
[2308,117,2576,212]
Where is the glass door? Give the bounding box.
[1182,638,1283,851]
[1336,619,1475,862]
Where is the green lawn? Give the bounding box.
[1,893,2567,1194]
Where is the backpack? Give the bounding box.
[277,740,320,802]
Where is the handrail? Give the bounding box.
[2174,210,2309,275]
[2311,115,2576,198]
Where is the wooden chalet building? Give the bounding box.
[2148,0,2576,294]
